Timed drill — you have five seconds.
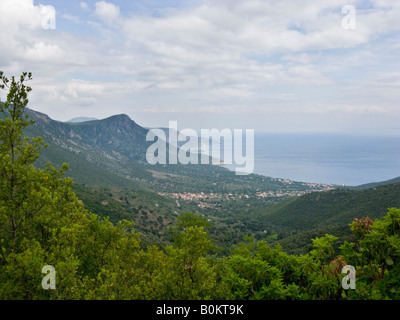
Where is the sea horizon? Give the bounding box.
[220,132,400,187]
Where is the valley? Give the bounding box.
[22,108,400,253]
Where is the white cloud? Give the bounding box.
[0,0,42,31]
[94,1,120,26]
[24,42,65,62]
[0,0,399,133]
[117,0,399,94]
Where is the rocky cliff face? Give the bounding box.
[26,108,150,163]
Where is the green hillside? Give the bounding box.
[71,180,400,254]
[21,106,400,254]
[8,104,397,255]
[267,183,400,230]
[21,108,337,218]
[354,176,400,190]
[248,182,400,254]
[71,183,267,252]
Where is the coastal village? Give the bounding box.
[159,182,336,209]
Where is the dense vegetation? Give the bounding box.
[248,183,400,254]
[1,72,400,300]
[69,176,400,256]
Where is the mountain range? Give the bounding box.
[25,108,334,194]
[19,107,400,251]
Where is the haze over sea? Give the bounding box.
[224,133,400,187]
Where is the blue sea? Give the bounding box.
[222,133,400,186]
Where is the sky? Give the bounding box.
[0,0,399,135]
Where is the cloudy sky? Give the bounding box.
[0,0,399,134]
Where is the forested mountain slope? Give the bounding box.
[248,182,400,253]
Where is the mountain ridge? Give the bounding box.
[23,107,335,195]
[254,182,400,254]
[4,104,398,251]
[354,176,400,190]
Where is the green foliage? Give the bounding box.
[255,184,400,254]
[343,208,400,299]
[0,72,143,299]
[168,212,211,247]
[153,226,218,299]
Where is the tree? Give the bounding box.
[0,71,42,245]
[0,72,143,299]
[154,213,218,299]
[168,212,212,247]
[343,208,400,299]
